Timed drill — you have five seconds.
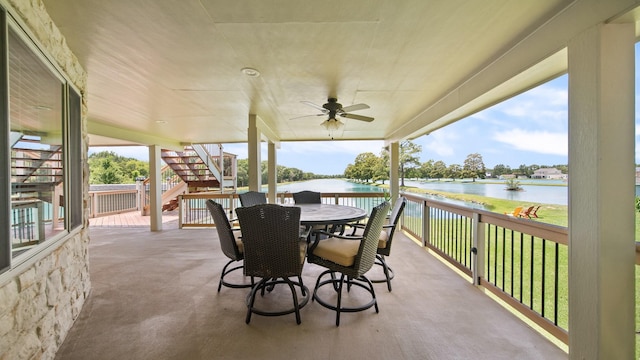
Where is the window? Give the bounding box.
[1,8,83,272]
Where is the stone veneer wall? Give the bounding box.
[0,0,90,359]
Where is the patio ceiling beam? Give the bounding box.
[87,120,183,151]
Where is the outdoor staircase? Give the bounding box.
[142,144,237,215]
[160,144,235,190]
[11,133,63,201]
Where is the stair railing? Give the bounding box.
[206,144,237,190]
[140,165,185,215]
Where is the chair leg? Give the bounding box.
[312,269,331,302]
[361,275,379,313]
[378,255,393,292]
[369,255,394,292]
[336,274,345,326]
[285,278,302,325]
[219,259,250,292]
[246,277,269,324]
[313,270,377,326]
[298,276,306,296]
[246,277,309,324]
[218,259,232,292]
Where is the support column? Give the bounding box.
[247,114,262,191]
[567,23,635,359]
[267,141,277,203]
[149,145,162,231]
[389,142,400,202]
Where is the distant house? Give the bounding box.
[531,167,567,180]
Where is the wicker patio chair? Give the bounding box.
[292,190,325,237]
[342,196,406,291]
[307,201,390,326]
[205,200,253,292]
[238,191,267,207]
[235,204,310,324]
[292,190,321,204]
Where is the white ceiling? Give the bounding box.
[40,0,640,148]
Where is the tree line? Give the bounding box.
[344,141,488,185]
[89,144,568,186]
[88,151,148,184]
[235,159,337,187]
[343,140,568,184]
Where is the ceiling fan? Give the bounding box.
[292,98,374,131]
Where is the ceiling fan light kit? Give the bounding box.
[321,118,343,131]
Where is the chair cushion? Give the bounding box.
[299,241,308,265]
[312,238,361,267]
[234,231,244,253]
[349,227,389,248]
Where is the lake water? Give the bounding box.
[269,179,386,194]
[403,179,568,205]
[270,178,569,206]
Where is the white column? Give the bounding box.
[149,145,162,231]
[389,142,399,202]
[247,114,262,191]
[267,141,277,203]
[567,23,635,359]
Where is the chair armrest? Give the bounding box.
[299,227,311,240]
[313,229,363,241]
[334,222,365,235]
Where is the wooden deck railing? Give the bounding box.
[400,193,569,344]
[88,189,139,218]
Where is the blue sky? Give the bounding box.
[91,44,640,175]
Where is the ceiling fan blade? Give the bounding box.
[341,113,374,122]
[289,113,324,120]
[301,101,328,113]
[341,103,370,112]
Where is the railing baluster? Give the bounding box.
[541,238,547,318]
[554,241,559,326]
[530,235,535,310]
[510,229,514,296]
[487,224,492,283]
[519,232,524,302]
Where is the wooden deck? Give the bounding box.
[89,210,179,228]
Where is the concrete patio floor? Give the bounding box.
[55,218,568,359]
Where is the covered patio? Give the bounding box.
[1,0,639,359]
[56,223,566,360]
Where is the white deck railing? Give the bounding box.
[88,189,139,218]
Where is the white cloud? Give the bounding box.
[422,128,458,157]
[493,129,567,156]
[475,78,568,132]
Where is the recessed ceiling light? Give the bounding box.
[155,120,167,124]
[241,67,260,77]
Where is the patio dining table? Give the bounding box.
[293,203,368,227]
